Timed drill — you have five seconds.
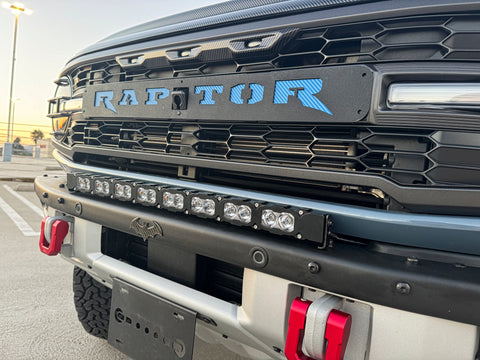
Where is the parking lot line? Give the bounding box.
[3,184,44,217]
[0,195,40,237]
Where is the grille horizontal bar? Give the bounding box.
[65,120,480,187]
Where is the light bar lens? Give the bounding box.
[94,179,110,195]
[191,197,216,217]
[173,194,184,209]
[261,209,277,228]
[137,187,156,205]
[278,213,295,232]
[76,176,91,192]
[238,205,252,223]
[163,191,184,210]
[114,183,132,200]
[223,202,252,223]
[203,199,215,216]
[387,83,480,109]
[224,203,237,219]
[261,209,295,233]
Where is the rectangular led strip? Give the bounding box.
[67,173,329,245]
[387,83,480,109]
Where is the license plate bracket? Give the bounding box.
[108,278,197,360]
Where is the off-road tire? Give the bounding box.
[73,266,112,339]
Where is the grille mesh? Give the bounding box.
[66,120,480,187]
[71,14,480,94]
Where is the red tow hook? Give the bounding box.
[285,297,313,360]
[285,297,352,360]
[39,216,70,256]
[325,309,352,360]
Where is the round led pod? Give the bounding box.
[278,212,295,232]
[173,194,184,210]
[261,209,277,228]
[237,205,252,223]
[224,203,238,219]
[123,185,132,199]
[191,197,204,213]
[203,199,216,216]
[137,187,148,202]
[114,183,124,198]
[163,192,174,207]
[146,189,156,204]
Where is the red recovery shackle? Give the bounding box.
[39,216,70,256]
[324,309,352,360]
[285,298,313,360]
[285,297,352,360]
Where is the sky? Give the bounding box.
[0,0,222,144]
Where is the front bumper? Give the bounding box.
[35,174,479,359]
[35,173,480,327]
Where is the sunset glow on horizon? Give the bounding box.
[0,0,222,144]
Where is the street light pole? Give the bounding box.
[2,1,32,162]
[11,98,20,142]
[6,13,19,143]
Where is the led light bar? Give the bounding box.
[67,173,330,246]
[387,83,480,109]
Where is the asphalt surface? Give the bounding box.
[0,157,251,360]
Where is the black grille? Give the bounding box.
[66,120,480,187]
[71,14,480,94]
[197,257,244,305]
[102,228,243,304]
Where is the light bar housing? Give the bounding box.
[93,178,111,197]
[160,188,186,212]
[67,173,330,245]
[134,184,158,207]
[188,193,219,219]
[222,199,254,226]
[387,83,480,110]
[113,181,134,201]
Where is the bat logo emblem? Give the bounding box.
[129,217,163,241]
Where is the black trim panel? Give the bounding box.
[36,175,480,326]
[53,140,480,216]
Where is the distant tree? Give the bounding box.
[31,129,44,144]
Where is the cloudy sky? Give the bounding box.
[0,0,222,144]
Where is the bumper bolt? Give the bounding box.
[395,282,411,295]
[42,192,48,198]
[307,262,320,274]
[57,197,65,204]
[74,202,82,215]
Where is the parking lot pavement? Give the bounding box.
[0,180,251,360]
